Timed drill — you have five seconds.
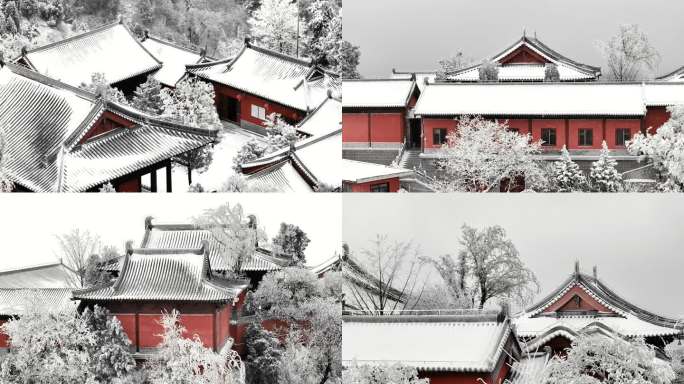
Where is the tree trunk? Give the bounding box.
[318,356,331,384]
[187,166,192,185]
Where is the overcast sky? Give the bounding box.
[0,194,341,271]
[343,194,684,319]
[343,0,684,78]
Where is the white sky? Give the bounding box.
[344,0,684,78]
[0,194,342,271]
[343,194,684,319]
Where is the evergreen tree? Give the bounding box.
[83,254,108,287]
[335,40,360,79]
[245,322,283,384]
[302,0,339,64]
[232,139,269,172]
[545,63,560,81]
[590,140,623,192]
[132,77,164,115]
[478,59,499,81]
[272,223,310,265]
[551,145,588,192]
[4,1,20,34]
[248,0,298,54]
[82,306,136,383]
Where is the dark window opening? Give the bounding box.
[615,128,631,146]
[508,128,520,134]
[433,128,447,145]
[370,183,390,192]
[541,128,556,146]
[579,128,593,146]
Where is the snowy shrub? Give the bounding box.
[545,63,560,81]
[248,0,298,54]
[145,310,245,384]
[132,77,164,115]
[551,145,588,192]
[232,139,269,172]
[248,267,325,318]
[161,77,221,130]
[546,334,676,384]
[628,105,684,189]
[264,113,298,150]
[432,116,547,192]
[342,361,429,384]
[245,322,283,384]
[272,222,310,265]
[589,141,623,192]
[478,59,499,81]
[99,182,116,192]
[81,73,128,105]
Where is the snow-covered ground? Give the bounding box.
[142,122,265,192]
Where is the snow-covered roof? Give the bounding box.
[642,83,684,106]
[342,79,417,108]
[414,82,647,117]
[246,161,316,192]
[0,64,217,192]
[74,245,249,302]
[138,218,289,272]
[513,266,682,340]
[391,69,436,91]
[187,42,338,112]
[657,65,684,82]
[447,35,600,82]
[141,36,204,87]
[508,352,551,384]
[0,288,77,316]
[342,313,515,372]
[342,159,413,184]
[296,96,342,137]
[21,22,161,87]
[0,262,78,289]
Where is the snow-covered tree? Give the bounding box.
[432,116,546,192]
[56,228,101,287]
[336,40,361,79]
[244,322,282,384]
[83,253,108,287]
[161,77,221,130]
[81,73,128,104]
[98,182,116,192]
[302,0,340,66]
[426,224,539,309]
[589,140,622,192]
[278,330,320,384]
[4,1,20,33]
[145,310,245,384]
[195,203,266,276]
[248,0,298,55]
[436,51,472,80]
[219,173,280,192]
[478,59,499,81]
[665,340,684,382]
[248,267,324,316]
[232,139,269,172]
[272,223,310,265]
[0,128,13,193]
[596,24,661,81]
[551,145,588,192]
[544,63,560,81]
[132,77,164,115]
[265,113,299,149]
[343,362,429,384]
[628,105,684,190]
[546,334,675,384]
[81,306,136,382]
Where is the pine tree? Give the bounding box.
[132,77,164,115]
[272,223,310,265]
[82,306,136,382]
[245,322,283,384]
[551,145,588,192]
[248,0,298,55]
[335,40,360,79]
[302,0,339,65]
[589,140,623,192]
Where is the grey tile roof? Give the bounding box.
[21,22,162,87]
[74,246,249,302]
[139,219,290,272]
[0,288,77,316]
[0,64,217,192]
[187,42,339,111]
[0,262,79,289]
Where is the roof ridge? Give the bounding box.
[23,21,123,55]
[0,261,64,275]
[104,102,219,138]
[246,43,313,67]
[143,34,205,57]
[131,247,205,256]
[4,62,99,101]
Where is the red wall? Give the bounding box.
[213,83,304,128]
[348,177,401,192]
[342,112,405,144]
[543,285,613,314]
[113,314,137,346]
[138,314,164,348]
[422,118,457,148]
[0,319,7,348]
[645,107,671,133]
[530,119,565,150]
[218,306,231,350]
[567,119,603,150]
[79,111,136,144]
[605,119,641,148]
[116,176,141,192]
[179,314,215,348]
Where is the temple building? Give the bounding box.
[186,40,340,133]
[73,242,250,357]
[513,263,683,355]
[139,32,212,88]
[447,34,600,82]
[0,262,80,353]
[0,63,217,192]
[342,310,521,384]
[15,21,161,94]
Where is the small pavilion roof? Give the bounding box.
[140,35,207,87]
[447,35,600,82]
[342,78,417,108]
[513,264,682,340]
[187,41,339,112]
[342,311,518,372]
[20,22,161,87]
[0,64,217,192]
[342,159,413,185]
[74,244,249,302]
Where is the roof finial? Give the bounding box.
[125,240,134,255]
[574,260,580,277]
[21,45,27,56]
[144,216,153,229]
[523,27,526,38]
[593,265,598,281]
[143,29,149,41]
[534,30,537,39]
